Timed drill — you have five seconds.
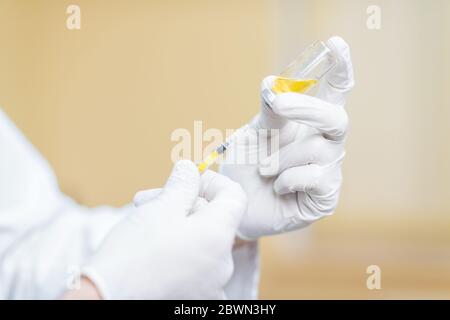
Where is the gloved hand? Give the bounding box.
[82,160,247,299]
[220,36,354,240]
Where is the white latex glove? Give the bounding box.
[134,189,259,301]
[220,36,354,240]
[82,160,247,299]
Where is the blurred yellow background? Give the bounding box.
[1,0,449,298]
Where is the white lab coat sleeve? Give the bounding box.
[0,108,132,299]
[0,203,132,299]
[224,241,260,299]
[0,108,65,255]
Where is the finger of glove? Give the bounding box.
[259,136,343,177]
[273,164,325,195]
[251,76,304,148]
[133,188,162,207]
[158,160,200,216]
[273,161,343,197]
[273,93,349,141]
[316,36,355,106]
[197,170,247,229]
[191,196,208,213]
[134,188,207,214]
[252,75,289,131]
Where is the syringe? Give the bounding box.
[197,125,249,174]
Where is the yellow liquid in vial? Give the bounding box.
[272,77,318,94]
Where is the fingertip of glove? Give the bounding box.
[174,159,199,176]
[260,75,277,90]
[161,160,200,210]
[272,178,289,195]
[327,36,350,53]
[326,36,355,90]
[169,160,200,188]
[133,191,145,207]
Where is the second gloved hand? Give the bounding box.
[220,36,354,240]
[82,160,247,299]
